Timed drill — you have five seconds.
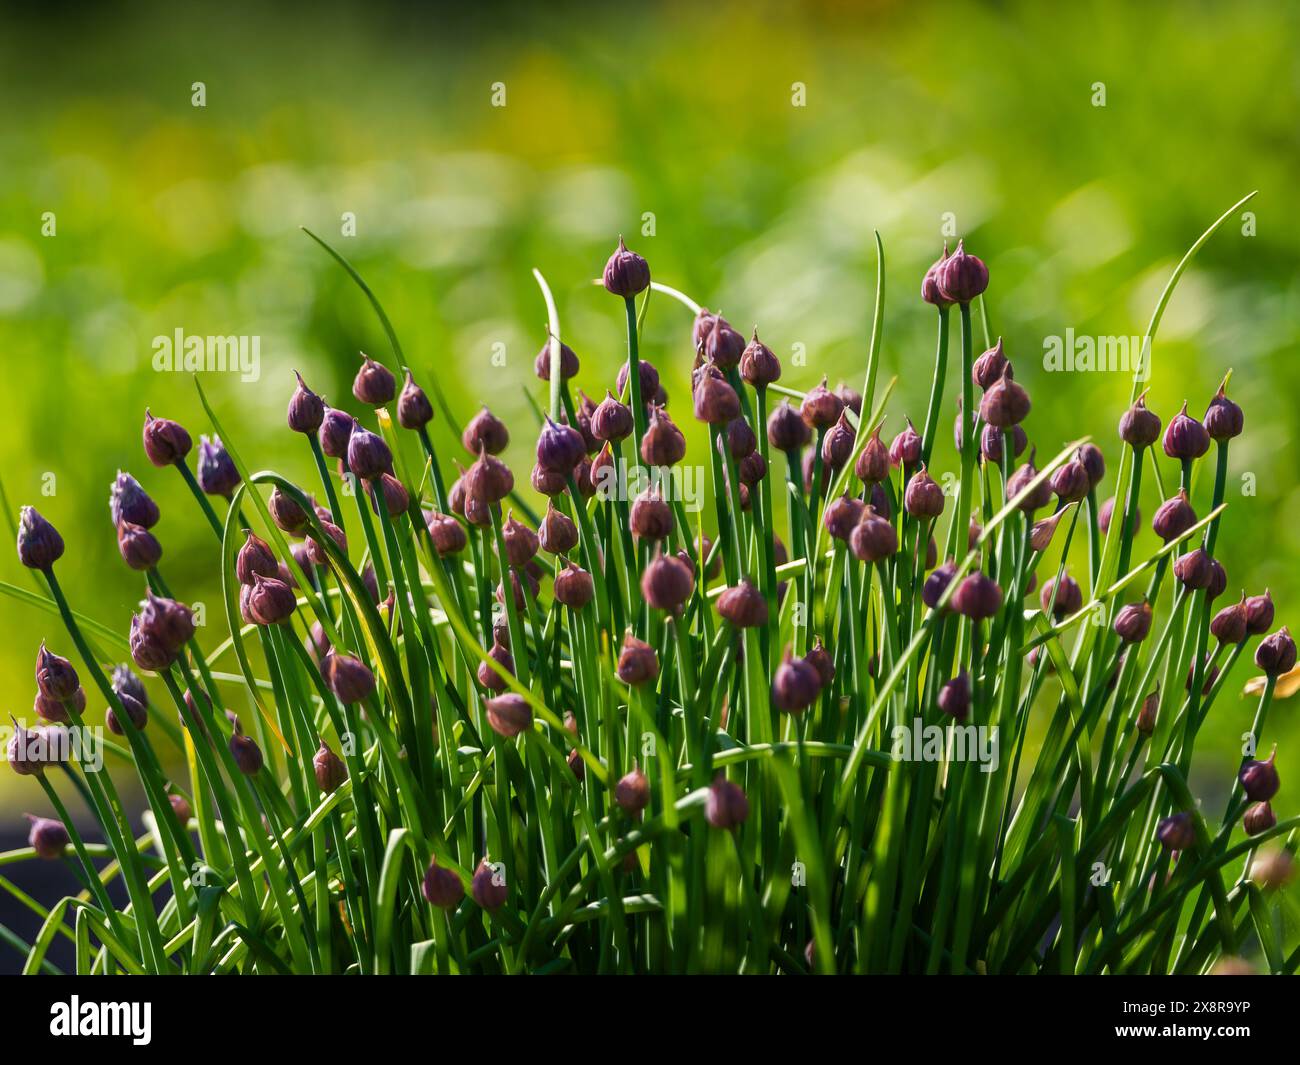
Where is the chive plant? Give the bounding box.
[3,199,1296,975]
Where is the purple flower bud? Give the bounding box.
[35,687,82,723]
[1151,489,1196,543]
[706,774,750,830]
[586,392,631,446]
[422,859,464,910]
[1075,444,1106,489]
[1041,573,1083,618]
[464,446,514,507]
[352,355,396,407]
[922,559,958,610]
[972,337,1009,389]
[631,488,674,541]
[16,507,64,570]
[920,243,953,308]
[462,406,510,456]
[537,501,578,556]
[472,857,508,911]
[282,371,326,435]
[1255,627,1296,677]
[1206,558,1227,602]
[723,418,757,464]
[935,239,989,304]
[1162,401,1210,460]
[1097,495,1136,535]
[938,671,970,721]
[641,554,694,613]
[1029,507,1070,553]
[1203,378,1243,441]
[312,407,351,461]
[953,572,1003,621]
[554,562,595,610]
[820,411,855,472]
[717,579,768,628]
[616,633,659,686]
[889,419,924,472]
[615,764,651,814]
[1114,601,1153,643]
[1157,811,1196,852]
[773,650,822,713]
[980,423,1027,465]
[366,473,409,518]
[1245,590,1274,635]
[800,377,843,430]
[245,573,297,626]
[602,236,650,298]
[904,467,945,519]
[1136,688,1160,736]
[766,399,811,452]
[396,370,434,429]
[1118,391,1162,450]
[36,643,79,702]
[117,666,150,710]
[1050,460,1091,503]
[534,415,586,474]
[1243,801,1276,836]
[322,653,375,704]
[1006,449,1052,513]
[740,329,782,387]
[305,519,347,565]
[142,409,192,467]
[265,485,308,534]
[533,337,579,381]
[1173,548,1213,590]
[616,358,661,405]
[691,366,739,425]
[24,814,69,859]
[229,732,263,775]
[129,613,174,672]
[496,513,537,571]
[346,422,392,481]
[702,315,745,371]
[235,530,277,585]
[850,505,898,563]
[106,689,148,735]
[1239,747,1279,802]
[486,693,532,739]
[979,364,1031,427]
[476,640,514,692]
[823,493,865,542]
[414,512,461,562]
[1210,596,1248,645]
[110,471,160,529]
[641,407,687,467]
[852,424,888,484]
[806,637,835,688]
[114,520,162,571]
[139,592,195,652]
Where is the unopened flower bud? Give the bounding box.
[1255,627,1296,677]
[616,633,659,686]
[591,390,633,443]
[110,471,160,529]
[229,732,263,775]
[533,337,579,381]
[889,419,923,471]
[641,554,694,613]
[979,364,1031,428]
[1114,601,1153,643]
[318,406,354,459]
[1119,391,1161,450]
[1242,801,1276,836]
[142,409,192,467]
[641,407,687,467]
[850,505,897,563]
[1210,597,1248,645]
[773,650,822,713]
[1163,401,1210,460]
[921,243,953,307]
[472,857,508,911]
[1203,378,1243,441]
[423,859,464,910]
[717,579,768,628]
[953,572,1003,621]
[740,329,782,386]
[904,466,945,519]
[938,671,970,721]
[36,643,79,702]
[936,239,988,304]
[1157,811,1196,852]
[486,693,532,739]
[1244,590,1274,635]
[615,764,651,814]
[800,377,843,430]
[17,507,63,570]
[1136,688,1160,736]
[1041,573,1083,618]
[245,573,297,626]
[396,370,434,429]
[767,399,811,452]
[631,489,674,540]
[972,337,1009,389]
[706,774,749,829]
[922,559,958,610]
[25,814,69,859]
[236,530,277,585]
[1173,548,1213,590]
[350,354,395,406]
[322,653,376,704]
[602,236,650,297]
[347,423,393,481]
[1151,490,1196,543]
[855,425,890,483]
[106,690,148,735]
[554,563,595,610]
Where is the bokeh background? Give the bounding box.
[1,0,1297,969]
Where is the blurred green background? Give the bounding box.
[1,0,1297,820]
